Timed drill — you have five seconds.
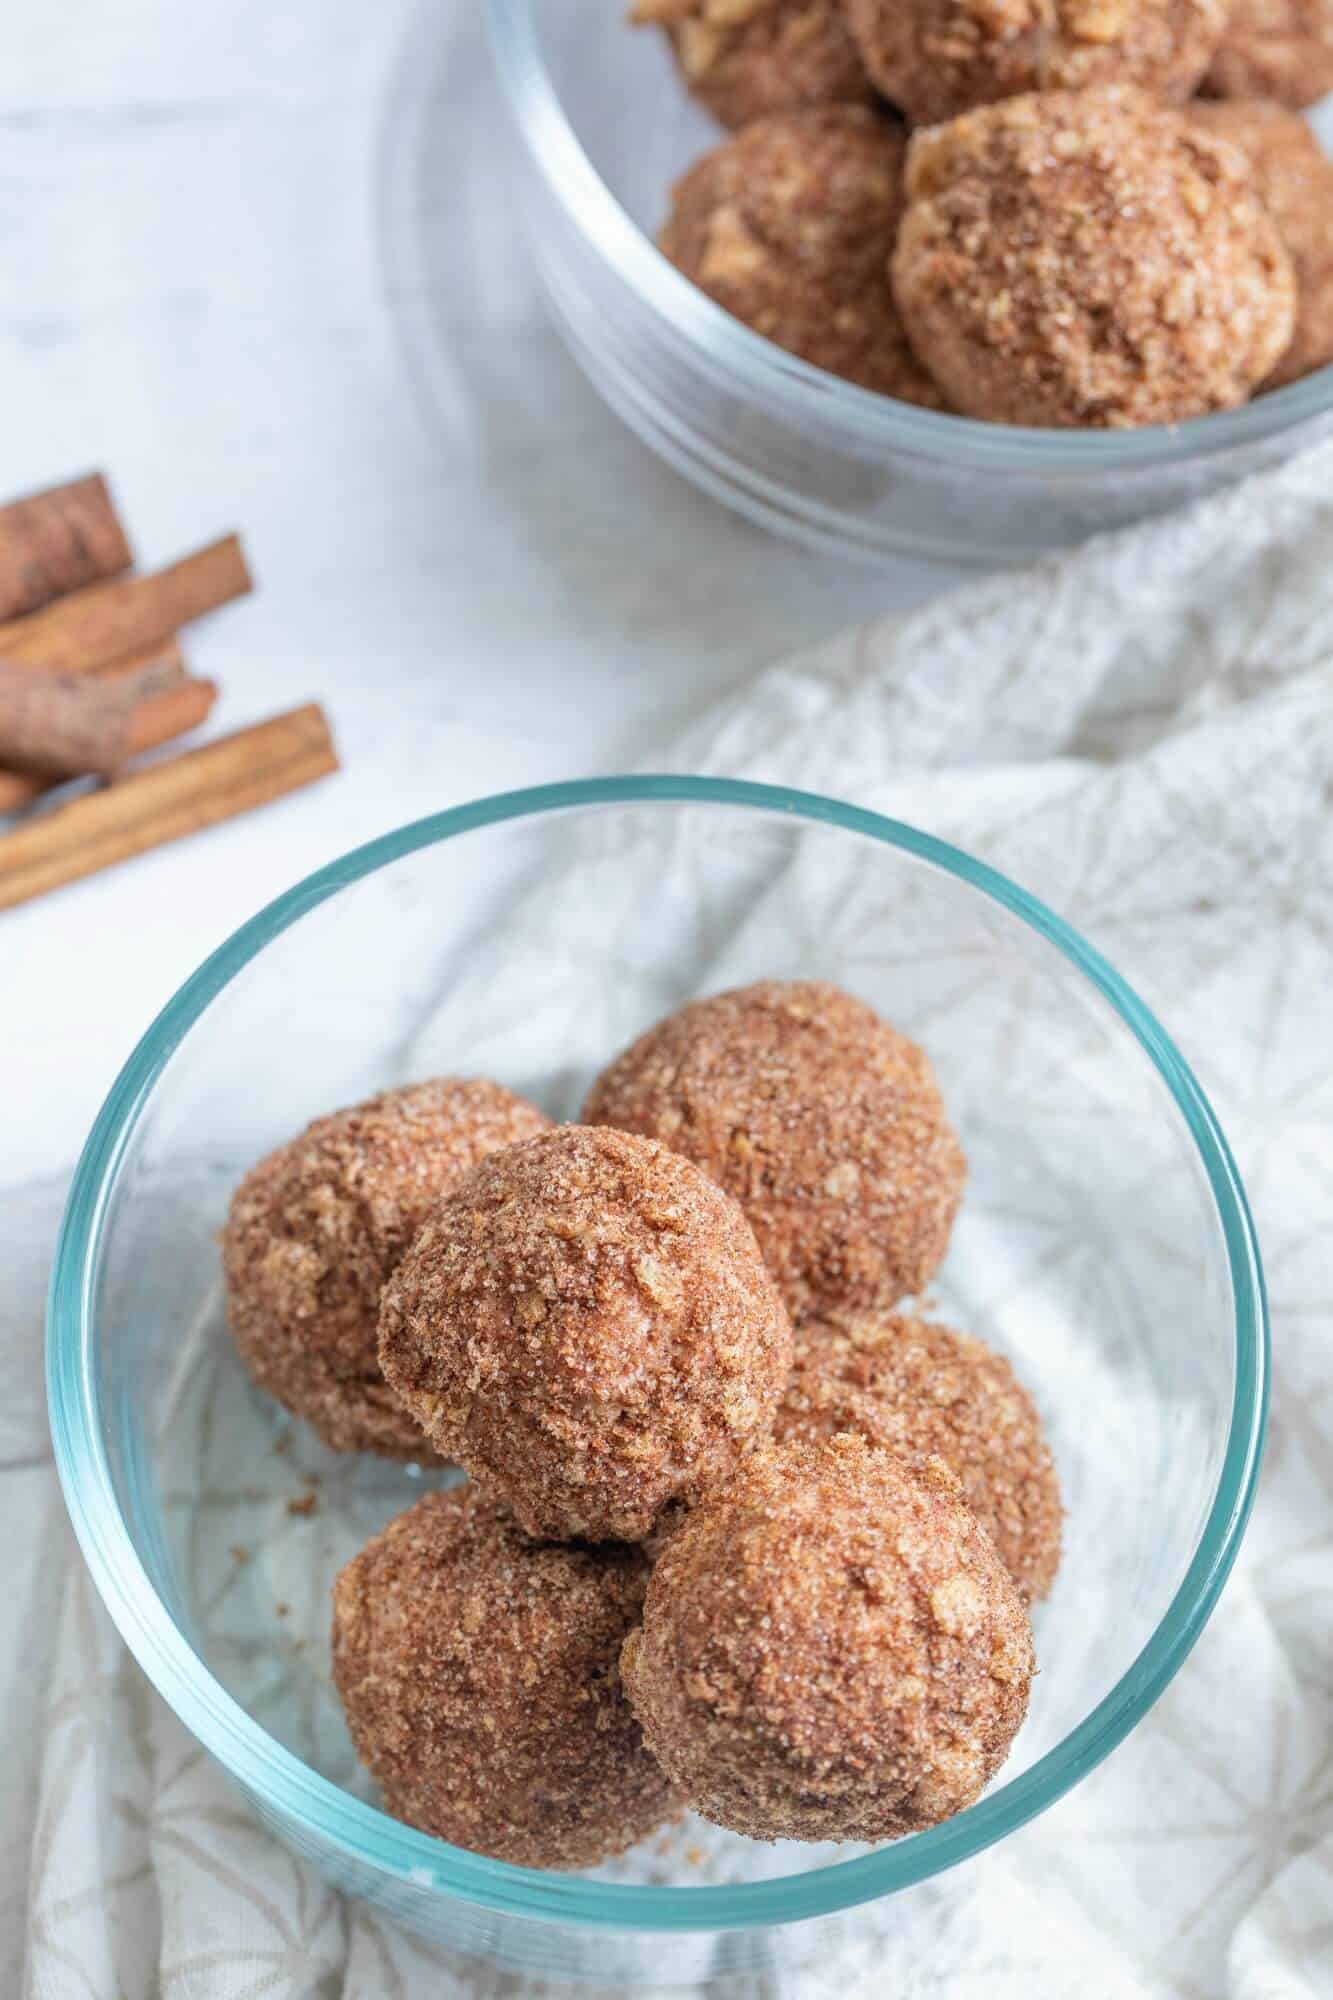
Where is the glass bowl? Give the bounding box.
[48,778,1267,1986]
[486,0,1333,566]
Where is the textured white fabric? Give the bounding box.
[9,439,1333,1998]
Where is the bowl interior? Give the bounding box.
[67,786,1256,1931]
[536,0,717,242]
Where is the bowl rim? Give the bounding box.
[48,774,1269,1934]
[486,0,1333,475]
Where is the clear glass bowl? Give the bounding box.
[48,778,1267,1986]
[487,0,1333,565]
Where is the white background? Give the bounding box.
[1,0,961,1183]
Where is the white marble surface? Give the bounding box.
[2,0,962,1185]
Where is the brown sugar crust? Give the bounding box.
[776,1312,1062,1602]
[845,0,1227,127]
[1205,0,1333,108]
[660,108,947,404]
[631,0,875,129]
[332,1486,676,1868]
[377,1125,793,1542]
[1189,101,1333,389]
[583,981,966,1320]
[223,1079,551,1457]
[892,88,1297,429]
[622,1436,1034,1842]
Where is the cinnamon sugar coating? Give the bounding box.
[631,0,874,129]
[622,1436,1034,1842]
[1189,101,1333,390]
[1205,0,1333,107]
[776,1312,1062,1602]
[892,88,1297,429]
[660,108,947,403]
[584,981,966,1319]
[223,1079,551,1457]
[332,1486,675,1867]
[845,0,1227,127]
[377,1125,793,1542]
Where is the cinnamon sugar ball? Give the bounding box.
[1189,101,1333,389]
[844,0,1227,127]
[622,1436,1034,1842]
[377,1125,792,1542]
[332,1486,675,1867]
[892,89,1297,429]
[776,1313,1062,1602]
[223,1079,551,1457]
[631,0,874,130]
[1205,0,1333,108]
[660,108,946,403]
[584,981,966,1320]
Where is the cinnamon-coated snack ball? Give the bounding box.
[377,1125,793,1542]
[660,107,946,404]
[1189,100,1333,390]
[223,1079,551,1457]
[776,1312,1063,1603]
[622,1436,1035,1842]
[584,981,966,1320]
[844,0,1227,127]
[630,0,874,130]
[332,1487,676,1867]
[892,89,1297,429]
[1205,0,1333,108]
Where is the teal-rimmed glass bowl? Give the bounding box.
[48,778,1267,1985]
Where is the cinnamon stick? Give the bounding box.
[0,642,190,816]
[0,535,251,673]
[85,637,188,696]
[0,474,133,622]
[0,660,191,779]
[0,703,338,911]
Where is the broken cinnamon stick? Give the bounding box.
[85,636,188,696]
[0,642,192,816]
[0,474,133,622]
[0,703,338,911]
[0,660,190,779]
[0,535,251,673]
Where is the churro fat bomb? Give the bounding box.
[223,1078,551,1456]
[584,981,966,1320]
[844,0,1227,127]
[1189,99,1333,389]
[892,88,1297,428]
[378,1125,793,1542]
[630,0,875,129]
[622,1436,1034,1842]
[332,1486,676,1867]
[1205,0,1333,108]
[776,1312,1063,1603]
[660,106,946,403]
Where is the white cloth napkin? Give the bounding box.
[9,439,1333,2000]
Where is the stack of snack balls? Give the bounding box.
[223,981,1062,1868]
[630,0,1333,426]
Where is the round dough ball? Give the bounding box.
[584,981,966,1320]
[631,0,875,130]
[332,1486,675,1867]
[660,107,946,404]
[622,1435,1035,1842]
[378,1125,793,1542]
[1205,0,1333,108]
[223,1079,551,1456]
[844,0,1227,127]
[776,1312,1062,1602]
[1189,100,1333,389]
[892,88,1297,429]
